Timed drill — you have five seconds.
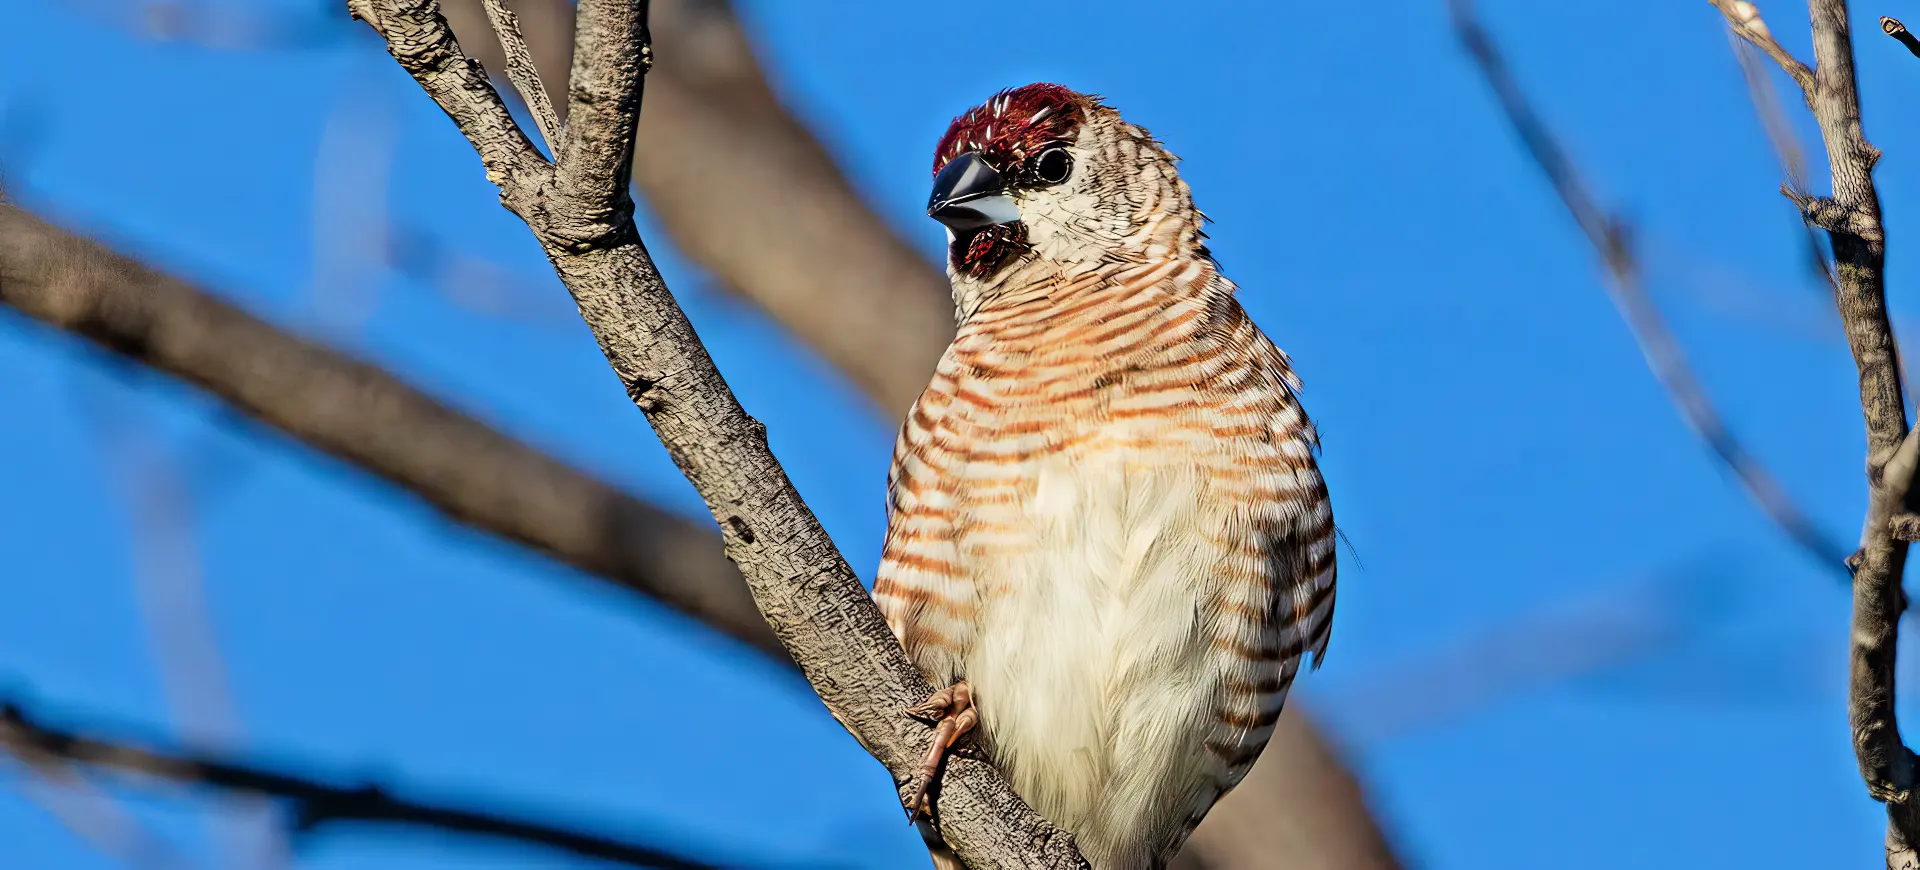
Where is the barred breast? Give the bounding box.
[874,257,1335,869]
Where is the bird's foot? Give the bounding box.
[902,680,976,823]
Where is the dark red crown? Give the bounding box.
[932,83,1089,177]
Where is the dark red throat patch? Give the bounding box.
[953,221,1030,280]
[932,83,1089,178]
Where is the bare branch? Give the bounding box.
[481,0,563,154]
[3,757,192,869]
[1450,0,1850,571]
[1792,3,1920,862]
[86,409,287,869]
[1727,35,1840,294]
[347,1,1083,865]
[438,0,954,419]
[0,696,731,870]
[1882,17,1920,59]
[1709,1,1817,105]
[0,200,776,662]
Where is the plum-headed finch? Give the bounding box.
[875,83,1337,869]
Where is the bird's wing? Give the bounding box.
[873,348,974,685]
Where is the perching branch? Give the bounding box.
[0,200,777,662]
[0,696,729,870]
[433,4,1403,865]
[1449,0,1851,572]
[345,1,1083,866]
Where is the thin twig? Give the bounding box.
[1708,0,1817,104]
[88,410,279,869]
[1450,0,1850,572]
[480,0,563,154]
[0,698,734,870]
[2,757,194,869]
[1728,34,1841,295]
[346,1,1084,865]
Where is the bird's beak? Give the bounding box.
[928,152,1020,231]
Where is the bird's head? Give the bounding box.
[928,83,1205,288]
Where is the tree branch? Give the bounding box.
[1710,0,1818,105]
[345,1,1084,866]
[1727,34,1841,295]
[1882,17,1920,59]
[1450,0,1851,571]
[437,0,954,420]
[480,0,562,154]
[0,199,778,663]
[3,756,192,869]
[1795,3,1920,864]
[0,696,731,870]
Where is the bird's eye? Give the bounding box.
[1031,147,1073,186]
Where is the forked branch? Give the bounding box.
[1709,0,1817,103]
[480,0,562,152]
[344,1,1084,866]
[1710,1,1918,863]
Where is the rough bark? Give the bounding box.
[1710,2,1918,865]
[347,1,1084,866]
[0,201,777,661]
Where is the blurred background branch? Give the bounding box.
[0,199,777,662]
[0,694,738,870]
[1450,0,1847,573]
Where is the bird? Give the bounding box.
[872,82,1338,870]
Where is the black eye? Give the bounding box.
[1031,147,1073,186]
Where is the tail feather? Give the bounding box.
[917,819,968,870]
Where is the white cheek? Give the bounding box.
[945,227,956,244]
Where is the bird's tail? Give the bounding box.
[917,818,969,870]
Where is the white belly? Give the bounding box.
[958,453,1224,869]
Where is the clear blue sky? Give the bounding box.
[0,0,1912,867]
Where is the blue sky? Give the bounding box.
[0,0,1912,867]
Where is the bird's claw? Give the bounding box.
[902,680,976,823]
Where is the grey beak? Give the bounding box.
[928,152,1020,231]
